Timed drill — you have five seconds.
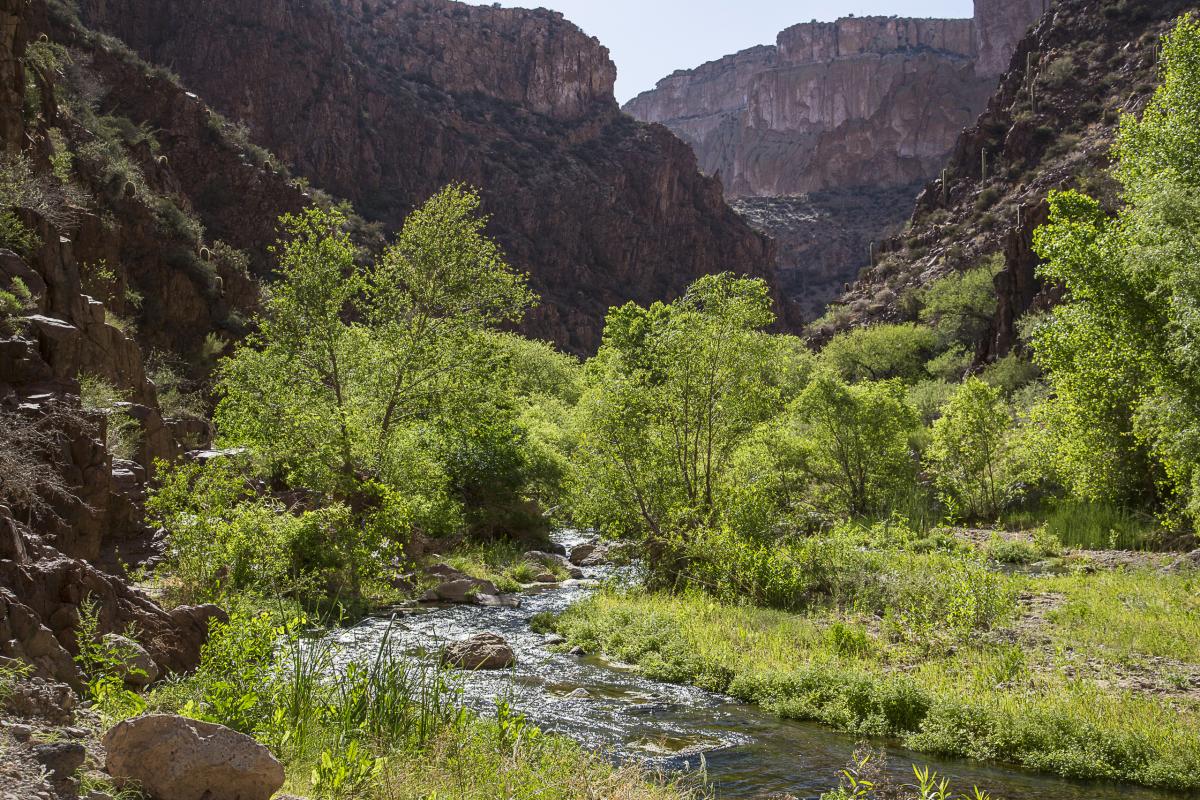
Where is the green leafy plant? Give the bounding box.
[73,598,148,722]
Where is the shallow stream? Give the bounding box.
[326,532,1188,800]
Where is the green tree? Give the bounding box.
[919,256,1002,348]
[785,374,920,517]
[570,273,789,548]
[821,323,938,383]
[1030,16,1200,521]
[925,378,1015,520]
[216,185,537,537]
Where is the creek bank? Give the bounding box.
[328,531,1186,800]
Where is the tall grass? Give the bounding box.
[1007,500,1163,550]
[554,587,1200,791]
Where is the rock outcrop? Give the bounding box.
[624,2,1046,318]
[974,0,1050,77]
[627,16,994,198]
[74,0,792,352]
[103,714,285,800]
[0,0,295,690]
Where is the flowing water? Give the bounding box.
[327,532,1190,800]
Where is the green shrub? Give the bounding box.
[925,344,972,382]
[820,323,938,383]
[980,353,1040,394]
[147,459,397,605]
[78,372,140,459]
[0,277,32,333]
[918,257,1002,348]
[925,378,1019,520]
[785,375,921,517]
[0,210,40,255]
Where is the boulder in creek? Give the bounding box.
[440,632,515,670]
[102,714,284,800]
[567,541,609,567]
[422,577,500,604]
[524,551,584,579]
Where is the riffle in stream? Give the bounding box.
[325,533,1187,800]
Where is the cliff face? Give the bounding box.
[624,2,1045,321]
[625,14,1002,198]
[75,0,789,352]
[974,0,1050,76]
[826,0,1191,360]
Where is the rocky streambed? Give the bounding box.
[327,532,1184,800]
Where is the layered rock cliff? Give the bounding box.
[625,1,1045,320]
[826,0,1190,361]
[74,0,790,352]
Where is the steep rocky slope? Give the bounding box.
[826,0,1191,361]
[74,0,791,352]
[625,1,1045,320]
[0,0,328,697]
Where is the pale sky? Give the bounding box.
[472,1,976,103]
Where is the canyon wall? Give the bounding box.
[75,0,792,352]
[624,1,1045,319]
[831,0,1191,360]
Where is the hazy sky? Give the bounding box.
[472,1,975,103]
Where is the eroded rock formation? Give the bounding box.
[74,0,791,351]
[624,2,1046,319]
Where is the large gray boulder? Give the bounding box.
[441,632,515,670]
[103,714,284,800]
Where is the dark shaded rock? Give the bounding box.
[74,0,793,352]
[30,740,85,780]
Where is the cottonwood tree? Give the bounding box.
[1031,16,1200,522]
[571,273,787,554]
[216,185,536,532]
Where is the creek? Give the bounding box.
[327,532,1186,800]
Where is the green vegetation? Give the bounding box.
[78,372,140,461]
[529,16,1200,793]
[552,563,1200,790]
[1030,15,1200,527]
[77,607,689,800]
[0,276,33,334]
[72,14,1200,798]
[823,751,996,800]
